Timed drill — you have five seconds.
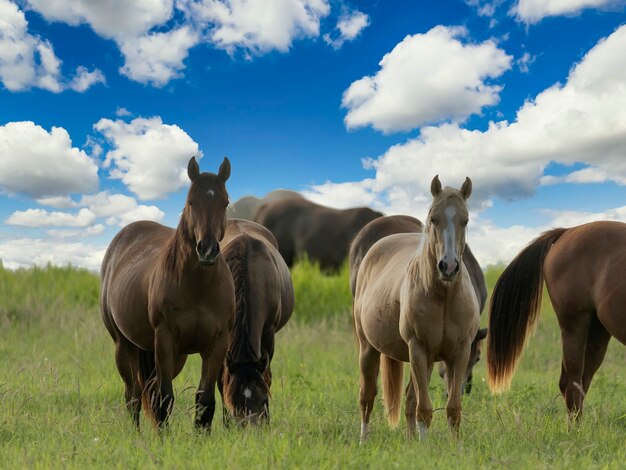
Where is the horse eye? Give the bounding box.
[461,219,469,226]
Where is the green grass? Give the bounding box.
[1,262,625,468]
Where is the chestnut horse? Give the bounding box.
[100,157,235,431]
[487,221,626,421]
[349,214,488,395]
[220,219,294,425]
[354,176,479,442]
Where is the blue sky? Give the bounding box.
[0,0,625,269]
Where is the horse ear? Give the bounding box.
[218,157,231,182]
[430,175,442,197]
[460,177,472,200]
[188,156,200,181]
[476,327,488,341]
[257,350,269,372]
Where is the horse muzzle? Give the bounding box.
[437,258,460,282]
[196,240,220,265]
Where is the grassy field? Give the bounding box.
[1,261,625,469]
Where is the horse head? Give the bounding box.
[224,351,270,426]
[183,156,231,266]
[427,175,472,283]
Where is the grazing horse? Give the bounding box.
[220,219,294,425]
[353,176,479,442]
[487,221,626,421]
[100,157,235,431]
[255,197,383,272]
[349,214,488,395]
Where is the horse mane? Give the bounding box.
[223,235,257,362]
[158,207,193,284]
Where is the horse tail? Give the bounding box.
[487,227,567,394]
[381,355,403,427]
[137,348,158,428]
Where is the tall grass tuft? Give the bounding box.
[290,257,352,324]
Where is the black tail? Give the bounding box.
[487,227,567,393]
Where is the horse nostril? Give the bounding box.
[454,260,460,274]
[438,260,447,273]
[196,240,204,254]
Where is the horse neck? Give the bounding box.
[160,217,199,284]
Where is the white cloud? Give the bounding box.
[323,9,369,49]
[116,107,132,117]
[307,25,626,236]
[94,117,201,200]
[0,121,99,198]
[47,224,106,238]
[180,0,330,55]
[0,0,105,92]
[69,66,106,92]
[516,52,536,73]
[119,26,199,86]
[36,196,78,208]
[26,0,174,39]
[79,191,164,226]
[342,26,512,133]
[0,238,106,271]
[512,0,625,24]
[6,208,96,227]
[466,0,505,17]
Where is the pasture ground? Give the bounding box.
[1,262,625,469]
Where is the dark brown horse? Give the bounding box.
[220,219,294,425]
[255,197,383,271]
[349,214,488,394]
[487,221,626,421]
[100,157,235,431]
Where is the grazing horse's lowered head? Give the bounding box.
[425,175,472,283]
[223,351,270,425]
[183,156,231,266]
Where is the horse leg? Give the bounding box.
[153,327,176,428]
[405,378,417,439]
[582,314,611,395]
[444,342,471,436]
[196,332,229,432]
[408,338,433,441]
[557,311,592,423]
[114,337,142,428]
[358,339,380,444]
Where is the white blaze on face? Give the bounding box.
[243,387,252,399]
[442,206,457,274]
[207,189,215,197]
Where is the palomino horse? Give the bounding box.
[349,214,488,395]
[220,219,294,425]
[100,157,235,431]
[353,176,479,442]
[487,221,626,421]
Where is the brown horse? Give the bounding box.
[255,197,383,271]
[100,157,235,431]
[487,221,626,421]
[354,176,479,442]
[349,214,488,394]
[220,219,294,425]
[227,189,302,220]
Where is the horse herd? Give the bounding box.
[100,157,626,441]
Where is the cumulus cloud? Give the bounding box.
[69,66,106,92]
[0,0,104,92]
[6,208,96,227]
[79,191,164,226]
[323,9,369,49]
[512,0,625,24]
[0,238,106,271]
[307,25,626,238]
[47,224,106,238]
[342,26,512,133]
[180,0,330,56]
[516,52,536,73]
[0,121,99,198]
[94,116,201,200]
[119,26,199,87]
